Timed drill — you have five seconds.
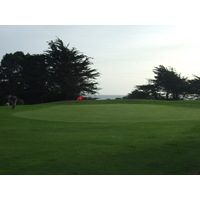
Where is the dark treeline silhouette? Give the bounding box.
[0,38,100,105]
[125,65,200,100]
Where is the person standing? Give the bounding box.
[7,95,18,109]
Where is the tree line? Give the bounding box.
[0,38,100,105]
[125,65,200,100]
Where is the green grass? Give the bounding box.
[1,99,200,175]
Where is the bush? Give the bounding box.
[17,98,24,105]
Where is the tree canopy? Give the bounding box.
[126,65,198,100]
[46,38,100,100]
[0,38,100,105]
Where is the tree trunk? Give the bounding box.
[166,91,169,100]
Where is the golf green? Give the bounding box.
[14,104,200,122]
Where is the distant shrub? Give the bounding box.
[17,98,24,105]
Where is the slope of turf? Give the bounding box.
[1,99,200,175]
[14,103,200,122]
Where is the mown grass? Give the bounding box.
[1,99,200,175]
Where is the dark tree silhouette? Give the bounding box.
[0,38,101,105]
[126,84,159,99]
[0,52,26,100]
[127,65,189,100]
[22,54,49,104]
[45,38,100,100]
[189,75,200,96]
[151,65,188,100]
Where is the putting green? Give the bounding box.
[14,104,200,122]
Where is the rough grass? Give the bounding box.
[1,99,200,175]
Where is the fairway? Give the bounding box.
[1,100,200,175]
[14,104,200,122]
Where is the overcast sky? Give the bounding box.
[1,25,200,95]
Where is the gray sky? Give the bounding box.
[1,25,200,95]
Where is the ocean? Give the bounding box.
[87,95,125,100]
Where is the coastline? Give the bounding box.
[87,94,125,100]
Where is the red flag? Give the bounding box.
[77,96,83,100]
